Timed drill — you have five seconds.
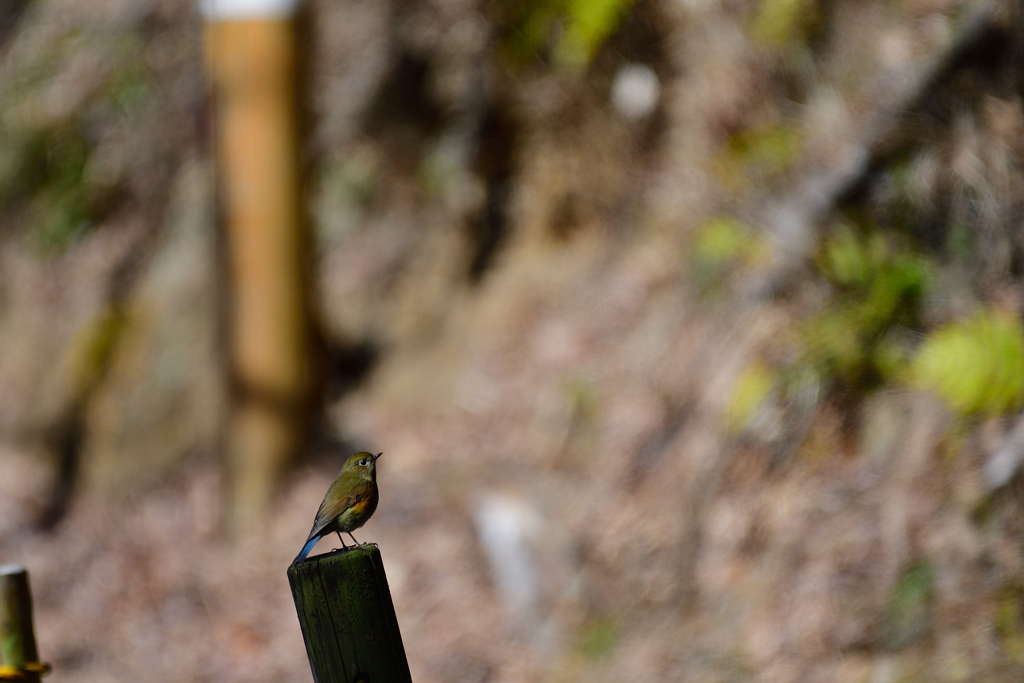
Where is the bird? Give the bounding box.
[292,451,381,564]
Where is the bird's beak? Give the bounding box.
[373,452,383,461]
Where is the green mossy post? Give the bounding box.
[0,565,45,682]
[288,544,412,683]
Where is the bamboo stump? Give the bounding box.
[0,565,48,682]
[288,544,412,683]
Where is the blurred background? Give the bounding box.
[2,0,1024,681]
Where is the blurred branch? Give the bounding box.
[0,0,29,54]
[749,0,1005,296]
[986,413,1024,490]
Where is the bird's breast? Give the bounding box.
[336,487,379,531]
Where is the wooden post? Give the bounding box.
[288,545,412,683]
[202,0,312,533]
[0,565,49,682]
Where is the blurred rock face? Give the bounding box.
[0,0,211,505]
[80,157,220,496]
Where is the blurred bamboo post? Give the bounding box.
[201,0,311,533]
[288,545,413,683]
[0,565,49,682]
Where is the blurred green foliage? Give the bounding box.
[67,305,129,391]
[578,616,619,659]
[722,225,934,439]
[728,222,1024,439]
[803,226,931,389]
[910,310,1024,418]
[564,374,597,420]
[559,0,633,68]
[499,0,636,69]
[0,122,92,254]
[562,373,599,449]
[995,586,1024,661]
[718,122,803,189]
[750,0,820,48]
[727,361,777,433]
[24,126,92,254]
[106,35,152,121]
[689,216,766,286]
[884,561,933,650]
[0,28,152,255]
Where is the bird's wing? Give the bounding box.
[307,483,374,540]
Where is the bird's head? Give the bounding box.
[342,451,381,480]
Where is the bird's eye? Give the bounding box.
[359,458,368,467]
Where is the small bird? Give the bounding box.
[292,451,382,564]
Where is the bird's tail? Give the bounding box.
[292,535,319,565]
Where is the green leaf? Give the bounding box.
[911,310,1024,417]
[727,361,777,432]
[690,216,765,284]
[579,616,619,659]
[558,0,636,69]
[884,561,933,650]
[751,0,820,48]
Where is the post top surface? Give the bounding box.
[198,0,301,20]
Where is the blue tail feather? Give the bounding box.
[293,535,319,564]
